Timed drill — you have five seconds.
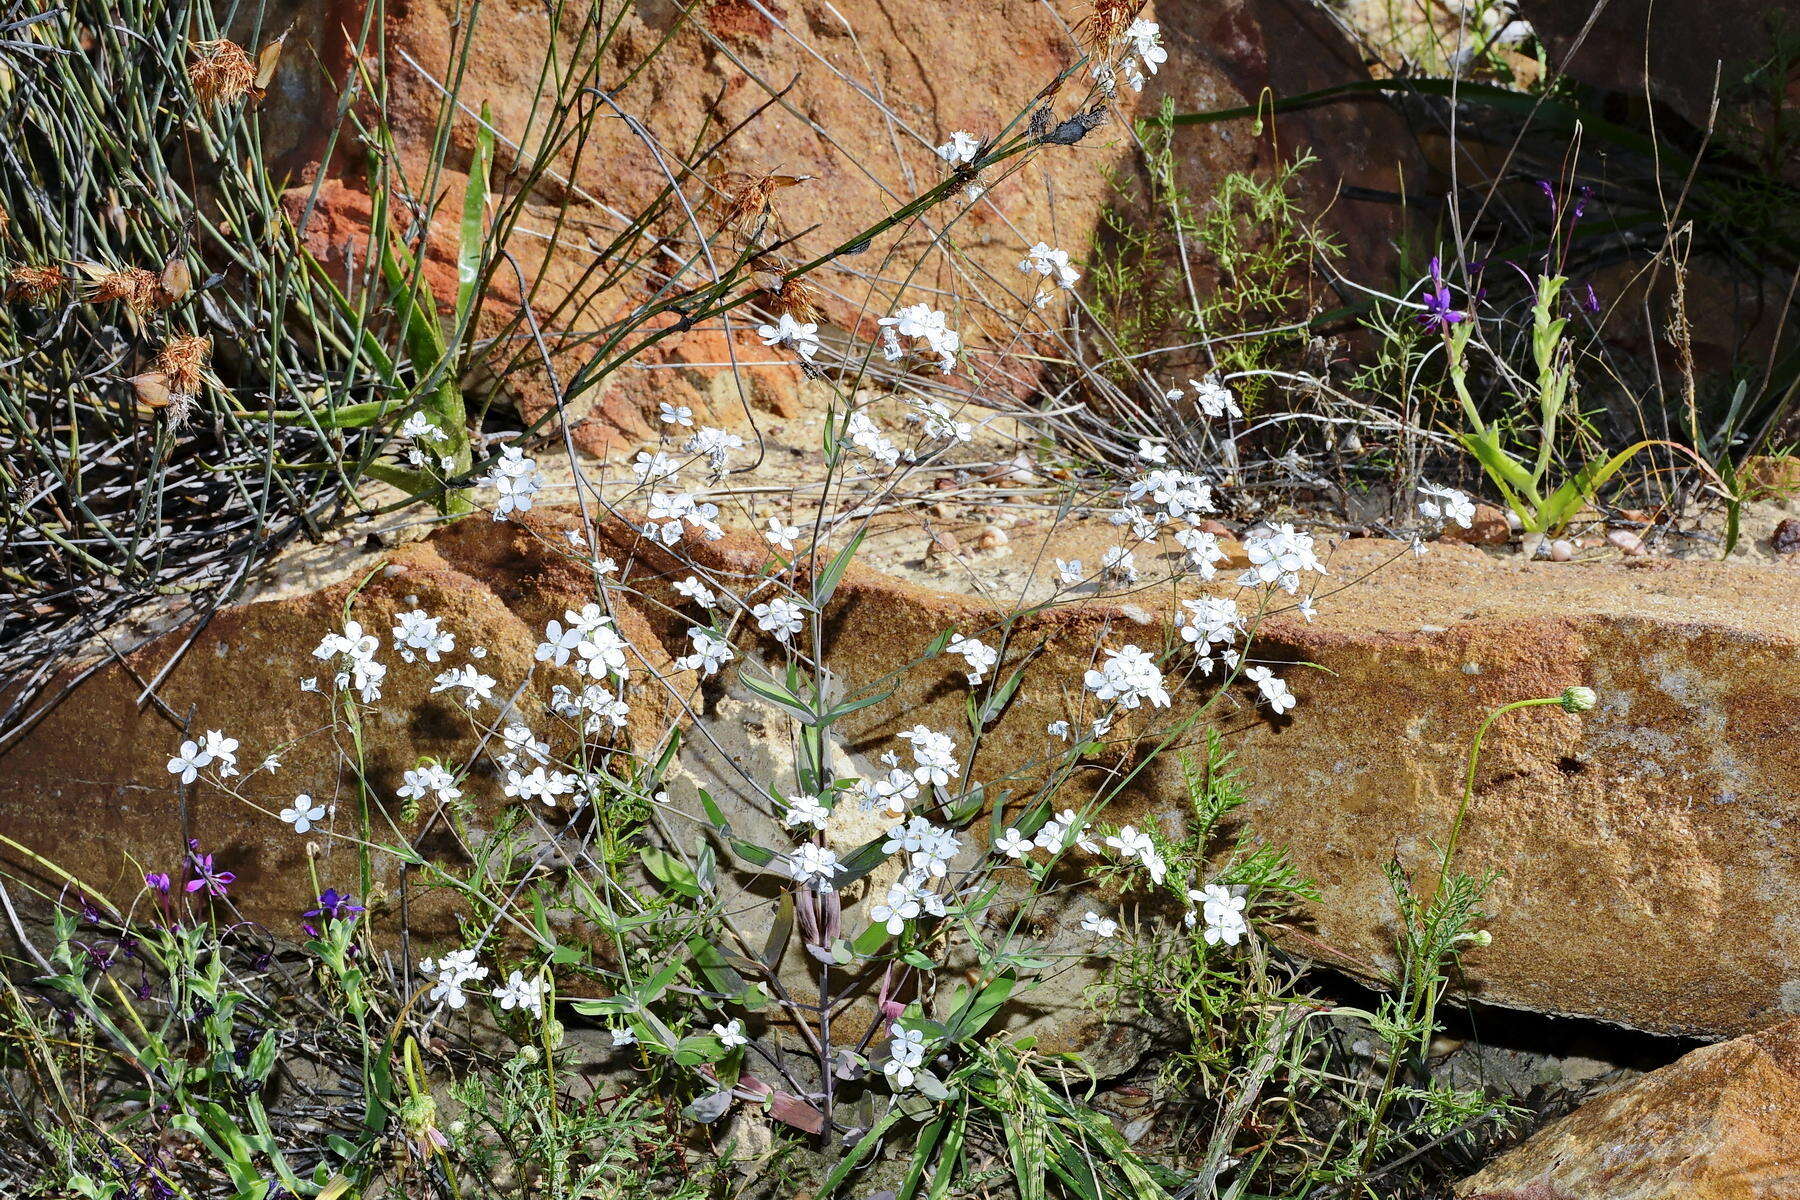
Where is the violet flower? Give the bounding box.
[145,872,171,894]
[1417,256,1466,334]
[303,888,365,937]
[184,845,235,897]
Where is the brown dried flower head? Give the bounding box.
[758,272,825,324]
[7,265,68,304]
[156,334,213,398]
[189,39,256,107]
[1078,0,1143,56]
[89,267,167,313]
[705,163,809,242]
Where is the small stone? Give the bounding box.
[1441,503,1512,546]
[976,526,1008,550]
[1549,539,1574,561]
[1607,529,1648,556]
[1773,518,1800,555]
[1196,519,1233,537]
[925,529,961,560]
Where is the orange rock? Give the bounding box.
[1460,1019,1800,1199]
[4,512,1799,1040]
[1441,503,1513,546]
[251,0,1419,453]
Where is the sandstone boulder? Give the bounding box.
[2,511,1797,1042]
[250,0,1419,451]
[1460,1019,1800,1199]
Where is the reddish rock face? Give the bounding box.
[249,0,1419,453]
[1460,1019,1800,1199]
[3,511,1798,1040]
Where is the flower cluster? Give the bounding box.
[879,303,961,373]
[480,445,545,521]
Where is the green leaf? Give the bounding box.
[812,528,865,609]
[640,847,701,898]
[455,102,494,331]
[944,974,1016,1043]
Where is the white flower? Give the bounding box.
[1239,523,1326,594]
[632,449,680,485]
[1100,545,1139,584]
[906,398,973,444]
[1081,910,1120,939]
[713,1019,748,1049]
[1084,645,1170,710]
[945,634,997,686]
[1035,808,1090,853]
[684,426,746,472]
[1127,468,1213,521]
[399,411,448,443]
[481,445,544,521]
[1173,527,1228,579]
[935,130,980,164]
[782,793,830,830]
[431,664,496,709]
[498,724,550,768]
[883,1023,928,1089]
[673,576,718,608]
[1188,376,1243,419]
[421,949,489,1010]
[994,828,1033,859]
[764,516,802,553]
[1195,884,1249,946]
[751,598,807,643]
[1419,481,1476,529]
[1178,596,1242,650]
[1121,20,1167,91]
[166,739,211,784]
[392,609,454,663]
[535,619,584,667]
[611,1027,637,1047]
[658,402,694,427]
[675,626,734,677]
[879,304,961,373]
[786,843,845,892]
[398,763,461,806]
[280,795,327,834]
[870,880,924,935]
[898,725,958,787]
[491,970,546,1018]
[1136,439,1169,464]
[1018,241,1081,290]
[312,621,385,703]
[1055,558,1084,586]
[1046,719,1071,741]
[867,766,921,816]
[1243,665,1297,714]
[757,312,821,361]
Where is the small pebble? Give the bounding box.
[1549,540,1574,562]
[1606,529,1647,556]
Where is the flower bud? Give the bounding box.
[1559,686,1597,713]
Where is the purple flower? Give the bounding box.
[184,848,235,898]
[1581,282,1600,313]
[1417,256,1466,334]
[145,872,171,894]
[305,888,364,921]
[303,888,365,937]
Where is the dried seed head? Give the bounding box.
[90,267,167,312]
[189,39,256,107]
[764,274,825,324]
[705,163,808,242]
[1078,0,1143,56]
[7,265,68,304]
[156,334,213,398]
